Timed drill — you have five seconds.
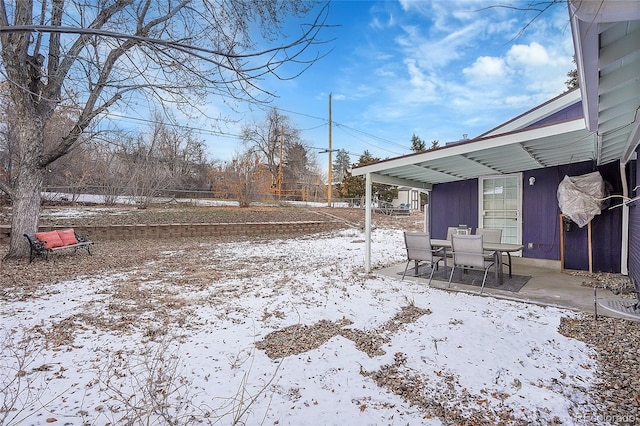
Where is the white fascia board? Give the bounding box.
[570,10,600,131]
[369,172,433,190]
[482,90,582,137]
[352,119,587,176]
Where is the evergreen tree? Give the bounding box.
[410,134,426,152]
[336,150,397,202]
[565,56,579,90]
[332,149,351,183]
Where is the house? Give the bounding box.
[394,187,424,211]
[351,0,640,296]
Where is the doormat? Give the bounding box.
[401,263,531,293]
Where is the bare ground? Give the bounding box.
[0,205,423,290]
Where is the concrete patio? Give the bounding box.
[378,256,640,322]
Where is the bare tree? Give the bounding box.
[217,149,271,207]
[241,108,304,185]
[0,0,330,259]
[89,138,130,205]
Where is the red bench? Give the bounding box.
[23,228,93,263]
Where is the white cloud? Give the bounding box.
[369,16,384,30]
[397,22,483,71]
[375,66,397,78]
[507,42,551,67]
[401,59,438,102]
[505,94,536,108]
[485,17,518,35]
[462,56,507,81]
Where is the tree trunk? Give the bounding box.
[4,120,45,260]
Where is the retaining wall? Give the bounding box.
[0,221,345,244]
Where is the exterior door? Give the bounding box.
[479,175,522,246]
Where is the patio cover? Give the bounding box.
[352,0,640,272]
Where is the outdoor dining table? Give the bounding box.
[430,239,524,285]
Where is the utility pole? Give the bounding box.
[279,126,283,200]
[328,93,332,207]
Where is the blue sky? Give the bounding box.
[184,0,576,163]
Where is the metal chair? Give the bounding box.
[402,231,446,284]
[475,228,502,243]
[446,226,471,240]
[475,228,514,278]
[448,234,497,294]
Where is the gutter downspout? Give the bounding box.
[365,172,372,273]
[620,162,629,275]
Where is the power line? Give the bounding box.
[248,104,412,153]
[100,105,412,157]
[100,113,244,140]
[334,122,411,151]
[333,125,406,157]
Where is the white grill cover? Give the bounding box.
[557,171,606,228]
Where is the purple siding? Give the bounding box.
[541,161,623,272]
[429,179,478,239]
[526,102,584,128]
[522,167,564,260]
[431,160,623,272]
[629,147,640,295]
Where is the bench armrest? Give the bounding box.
[23,234,46,251]
[74,231,92,244]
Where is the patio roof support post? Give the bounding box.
[620,162,629,275]
[365,172,372,272]
[423,190,430,233]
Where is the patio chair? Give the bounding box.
[475,228,502,243]
[448,234,497,294]
[475,228,514,278]
[446,226,471,240]
[402,231,446,284]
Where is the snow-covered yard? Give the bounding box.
[1,227,600,425]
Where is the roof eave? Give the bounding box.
[352,118,587,176]
[570,4,599,131]
[569,0,640,132]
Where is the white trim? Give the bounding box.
[570,8,599,130]
[367,172,432,189]
[364,172,372,273]
[482,90,582,137]
[478,173,523,248]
